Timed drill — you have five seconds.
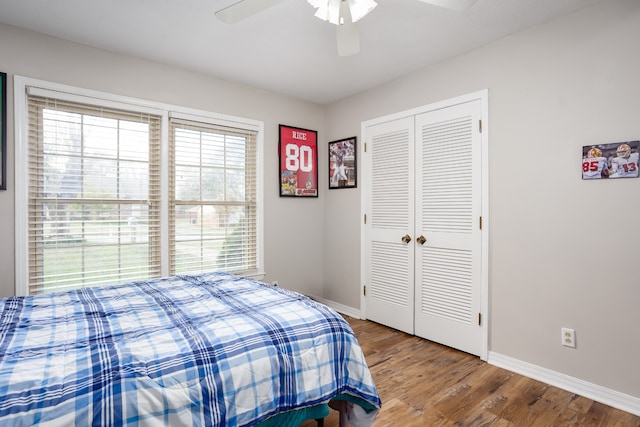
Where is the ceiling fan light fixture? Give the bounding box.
[308,0,377,25]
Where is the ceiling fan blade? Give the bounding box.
[417,0,477,12]
[215,0,286,24]
[337,0,360,56]
[337,24,360,56]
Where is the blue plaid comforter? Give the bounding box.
[0,272,380,426]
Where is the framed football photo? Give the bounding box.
[279,125,318,197]
[0,71,6,190]
[582,141,639,180]
[329,137,357,189]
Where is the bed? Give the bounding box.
[0,272,380,426]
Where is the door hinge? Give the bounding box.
[478,313,482,326]
[479,216,483,230]
[364,143,367,153]
[363,285,366,296]
[479,120,483,133]
[364,214,367,224]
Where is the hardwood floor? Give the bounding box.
[301,316,640,427]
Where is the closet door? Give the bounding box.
[414,100,482,356]
[364,117,415,335]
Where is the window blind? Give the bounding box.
[27,95,162,294]
[169,118,258,276]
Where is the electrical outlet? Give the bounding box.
[562,328,576,348]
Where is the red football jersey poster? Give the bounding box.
[279,125,318,197]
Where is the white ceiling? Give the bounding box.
[0,0,601,105]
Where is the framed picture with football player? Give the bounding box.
[582,141,639,180]
[279,124,318,197]
[0,71,6,190]
[329,137,357,189]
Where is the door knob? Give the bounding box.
[401,234,412,244]
[416,235,427,245]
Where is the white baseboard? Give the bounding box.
[303,298,640,418]
[488,351,640,417]
[306,295,362,319]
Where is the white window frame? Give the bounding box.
[14,76,264,296]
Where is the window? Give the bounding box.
[169,116,258,275]
[26,95,161,294]
[16,78,263,295]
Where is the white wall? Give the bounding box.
[0,23,326,299]
[323,0,640,401]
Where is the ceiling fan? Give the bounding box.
[215,0,477,56]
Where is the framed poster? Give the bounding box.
[279,124,318,197]
[0,71,6,191]
[329,136,357,189]
[582,141,639,179]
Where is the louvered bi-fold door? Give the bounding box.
[364,117,415,335]
[364,99,482,356]
[414,100,482,356]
